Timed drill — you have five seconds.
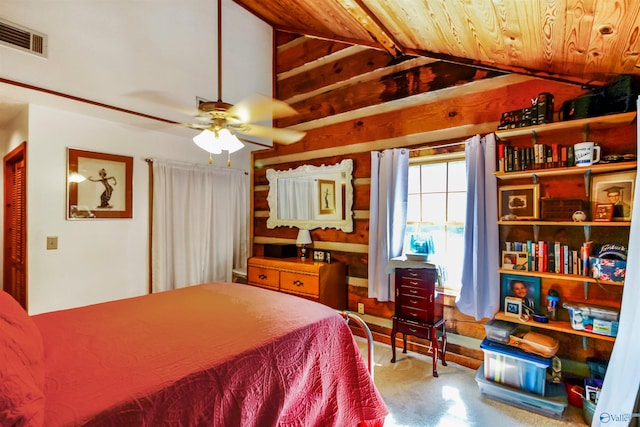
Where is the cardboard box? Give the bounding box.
[590,257,626,282]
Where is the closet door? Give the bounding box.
[3,142,27,309]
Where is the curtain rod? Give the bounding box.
[144,157,248,175]
[409,140,467,152]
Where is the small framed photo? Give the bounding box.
[499,184,540,220]
[67,148,133,219]
[504,296,523,319]
[590,170,635,221]
[593,203,614,222]
[318,179,336,214]
[313,250,325,262]
[501,273,541,314]
[502,251,529,270]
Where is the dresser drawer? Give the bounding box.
[247,265,280,290]
[398,304,428,322]
[280,271,319,297]
[397,268,434,282]
[398,282,429,299]
[394,318,432,338]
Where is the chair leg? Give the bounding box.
[440,321,448,367]
[430,326,439,377]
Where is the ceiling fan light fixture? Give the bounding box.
[192,128,244,156]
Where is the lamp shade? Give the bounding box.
[296,229,312,245]
[193,128,244,154]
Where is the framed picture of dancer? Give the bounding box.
[67,148,133,219]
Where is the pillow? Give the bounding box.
[0,290,45,426]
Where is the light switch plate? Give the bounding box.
[46,236,58,250]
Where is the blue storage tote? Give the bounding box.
[480,338,552,395]
[475,365,567,419]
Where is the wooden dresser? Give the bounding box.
[246,257,347,309]
[390,265,447,377]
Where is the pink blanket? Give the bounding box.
[32,283,387,426]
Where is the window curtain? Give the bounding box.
[277,177,313,220]
[151,159,248,292]
[457,133,500,320]
[368,148,409,302]
[593,100,640,426]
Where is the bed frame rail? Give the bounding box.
[339,311,375,380]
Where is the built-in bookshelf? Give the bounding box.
[494,112,635,351]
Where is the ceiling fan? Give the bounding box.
[189,0,305,165]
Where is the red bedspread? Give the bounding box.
[32,283,387,426]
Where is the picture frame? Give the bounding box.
[504,296,523,319]
[312,250,325,262]
[590,170,635,221]
[501,250,529,270]
[593,203,614,222]
[312,249,332,263]
[318,179,336,215]
[499,184,540,220]
[500,273,541,314]
[67,148,133,219]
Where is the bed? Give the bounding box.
[0,282,387,426]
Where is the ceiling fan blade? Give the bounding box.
[227,94,298,123]
[236,124,305,144]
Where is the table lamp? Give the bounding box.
[296,229,312,260]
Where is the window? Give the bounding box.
[404,155,466,293]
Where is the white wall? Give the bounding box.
[0,0,273,314]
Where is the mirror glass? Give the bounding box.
[266,159,353,231]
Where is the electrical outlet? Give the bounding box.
[46,236,58,250]
[357,303,365,314]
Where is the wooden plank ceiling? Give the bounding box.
[233,0,640,85]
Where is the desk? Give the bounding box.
[388,259,447,377]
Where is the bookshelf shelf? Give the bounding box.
[497,268,624,287]
[495,161,637,180]
[495,112,636,139]
[494,312,616,342]
[498,220,631,227]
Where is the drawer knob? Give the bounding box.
[409,328,417,333]
[410,299,418,304]
[409,280,419,285]
[409,272,418,277]
[409,289,418,294]
[409,312,418,317]
[259,274,267,280]
[294,280,304,287]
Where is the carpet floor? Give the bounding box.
[355,337,587,427]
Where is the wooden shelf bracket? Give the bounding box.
[584,169,591,197]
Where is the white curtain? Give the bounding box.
[457,134,500,320]
[277,177,313,220]
[593,100,640,426]
[368,148,409,302]
[151,159,248,292]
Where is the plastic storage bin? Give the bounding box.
[484,319,520,344]
[475,365,567,419]
[481,338,552,395]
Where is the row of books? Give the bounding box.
[502,240,593,276]
[498,143,576,173]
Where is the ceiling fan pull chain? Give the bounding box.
[209,152,213,165]
[227,151,231,167]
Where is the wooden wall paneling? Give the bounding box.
[276,37,354,74]
[278,48,395,101]
[277,62,504,128]
[254,31,609,370]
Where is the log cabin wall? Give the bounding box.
[251,31,611,370]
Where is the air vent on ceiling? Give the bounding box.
[0,18,47,57]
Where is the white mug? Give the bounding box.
[574,142,601,167]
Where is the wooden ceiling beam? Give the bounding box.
[335,0,403,57]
